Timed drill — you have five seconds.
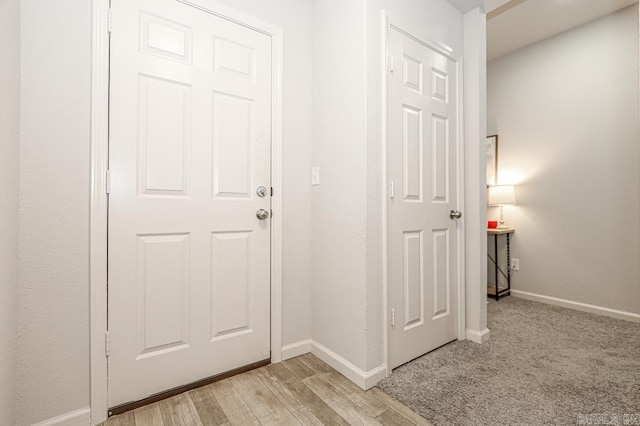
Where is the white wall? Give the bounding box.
[0,0,20,423]
[311,0,369,370]
[19,1,92,424]
[18,0,312,423]
[462,8,489,342]
[487,5,640,315]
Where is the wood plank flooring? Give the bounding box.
[102,354,432,426]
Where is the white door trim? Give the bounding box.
[89,1,110,423]
[381,11,467,377]
[89,1,284,423]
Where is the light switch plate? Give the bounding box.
[311,166,320,186]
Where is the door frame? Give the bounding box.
[89,0,284,423]
[381,12,467,375]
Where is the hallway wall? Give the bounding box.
[0,0,20,423]
[487,5,640,316]
[19,1,92,423]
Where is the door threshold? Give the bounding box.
[108,358,271,417]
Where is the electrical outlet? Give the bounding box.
[511,258,520,271]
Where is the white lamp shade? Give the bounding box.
[488,185,516,206]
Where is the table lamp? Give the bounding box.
[488,185,516,228]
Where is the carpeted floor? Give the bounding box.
[378,297,640,426]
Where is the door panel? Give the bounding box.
[138,75,192,196]
[135,233,192,360]
[402,105,422,201]
[210,231,252,340]
[403,230,424,330]
[108,0,271,407]
[432,228,450,319]
[212,92,253,197]
[389,28,460,369]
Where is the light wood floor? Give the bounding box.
[102,354,432,426]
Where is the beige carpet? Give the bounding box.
[378,297,640,425]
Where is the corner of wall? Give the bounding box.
[310,0,370,373]
[462,7,489,339]
[31,408,91,426]
[0,0,21,423]
[310,340,387,390]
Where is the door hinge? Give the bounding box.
[389,181,394,199]
[105,169,111,194]
[389,55,395,73]
[271,187,273,196]
[105,331,110,358]
[391,308,395,326]
[107,8,113,33]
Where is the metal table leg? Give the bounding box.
[494,233,499,301]
[506,233,511,296]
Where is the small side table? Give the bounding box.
[487,228,514,301]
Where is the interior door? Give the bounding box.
[388,27,461,369]
[108,0,272,407]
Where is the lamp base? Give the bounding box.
[497,206,506,228]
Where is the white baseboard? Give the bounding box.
[281,339,311,360]
[280,339,387,390]
[466,327,491,343]
[32,408,91,426]
[310,340,387,390]
[511,290,640,323]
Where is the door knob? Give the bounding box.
[450,210,462,219]
[256,209,270,220]
[256,186,268,198]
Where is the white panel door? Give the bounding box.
[108,0,272,407]
[389,27,461,369]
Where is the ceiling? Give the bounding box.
[486,0,639,61]
[446,0,485,13]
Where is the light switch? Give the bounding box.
[311,166,320,186]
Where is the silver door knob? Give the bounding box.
[256,209,270,220]
[256,186,268,198]
[450,210,462,219]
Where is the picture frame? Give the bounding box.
[486,135,498,186]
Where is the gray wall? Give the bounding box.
[0,0,20,423]
[487,5,640,314]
